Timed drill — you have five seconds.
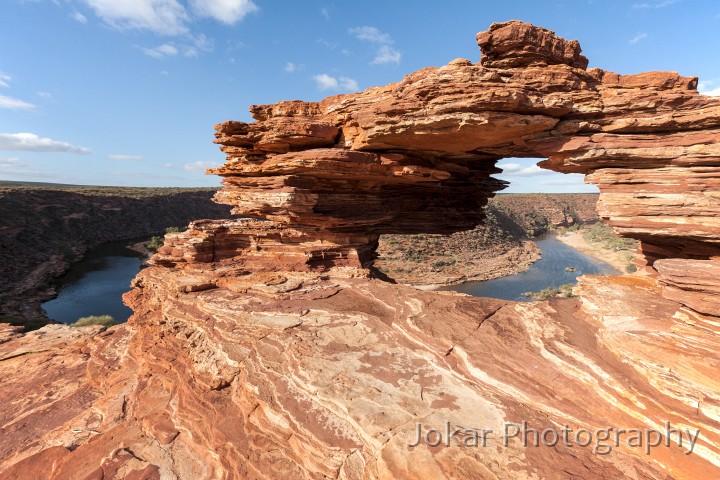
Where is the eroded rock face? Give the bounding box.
[2,20,720,480]
[1,274,719,479]
[188,19,719,310]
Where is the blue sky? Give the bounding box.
[1,0,719,191]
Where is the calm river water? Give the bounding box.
[42,240,145,324]
[439,234,618,301]
[42,234,617,324]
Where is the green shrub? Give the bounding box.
[147,226,186,252]
[147,235,164,251]
[582,222,637,251]
[72,315,117,328]
[625,264,638,273]
[524,284,577,300]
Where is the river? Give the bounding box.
[42,240,145,324]
[42,234,617,324]
[439,234,618,301]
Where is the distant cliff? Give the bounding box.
[376,193,599,286]
[0,186,231,319]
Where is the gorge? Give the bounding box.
[1,20,719,480]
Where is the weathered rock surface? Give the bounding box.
[1,20,719,480]
[1,274,719,479]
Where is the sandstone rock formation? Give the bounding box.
[1,20,719,480]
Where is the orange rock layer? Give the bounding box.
[1,20,720,480]
[172,19,719,310]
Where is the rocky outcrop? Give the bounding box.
[1,20,720,479]
[1,274,719,479]
[189,19,718,284]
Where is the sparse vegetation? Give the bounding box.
[72,315,117,328]
[523,284,577,300]
[582,222,637,251]
[147,226,187,252]
[0,315,50,332]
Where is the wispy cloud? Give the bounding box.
[142,34,213,59]
[629,32,649,44]
[108,154,144,161]
[72,11,87,24]
[0,74,11,88]
[0,95,36,110]
[285,62,296,73]
[320,7,329,19]
[313,74,358,92]
[182,33,214,58]
[632,0,681,8]
[349,26,401,65]
[37,91,53,99]
[371,45,401,65]
[81,0,189,35]
[0,156,59,180]
[189,0,258,24]
[0,133,90,154]
[183,160,217,172]
[497,162,554,177]
[81,0,257,35]
[143,43,179,59]
[698,79,720,96]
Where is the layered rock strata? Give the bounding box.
[1,20,720,480]
[167,19,718,312]
[1,274,719,479]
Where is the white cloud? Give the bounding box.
[81,0,189,35]
[183,160,217,172]
[339,76,358,91]
[320,7,329,19]
[72,11,88,23]
[349,26,401,66]
[0,156,22,168]
[0,156,53,179]
[629,32,648,44]
[183,33,213,57]
[698,80,720,96]
[632,0,680,8]
[108,154,144,161]
[0,133,90,154]
[701,86,720,96]
[314,73,338,90]
[0,74,10,88]
[349,26,392,44]
[285,62,296,73]
[313,74,359,92]
[143,43,179,59]
[371,45,401,65]
[0,95,36,110]
[497,162,554,177]
[189,0,257,24]
[142,34,213,59]
[37,91,53,99]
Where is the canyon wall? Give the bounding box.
[1,21,719,480]
[0,187,231,319]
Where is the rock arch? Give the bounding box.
[155,20,719,316]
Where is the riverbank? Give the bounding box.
[555,230,632,273]
[0,185,231,320]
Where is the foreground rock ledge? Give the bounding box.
[1,275,719,479]
[1,20,720,480]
